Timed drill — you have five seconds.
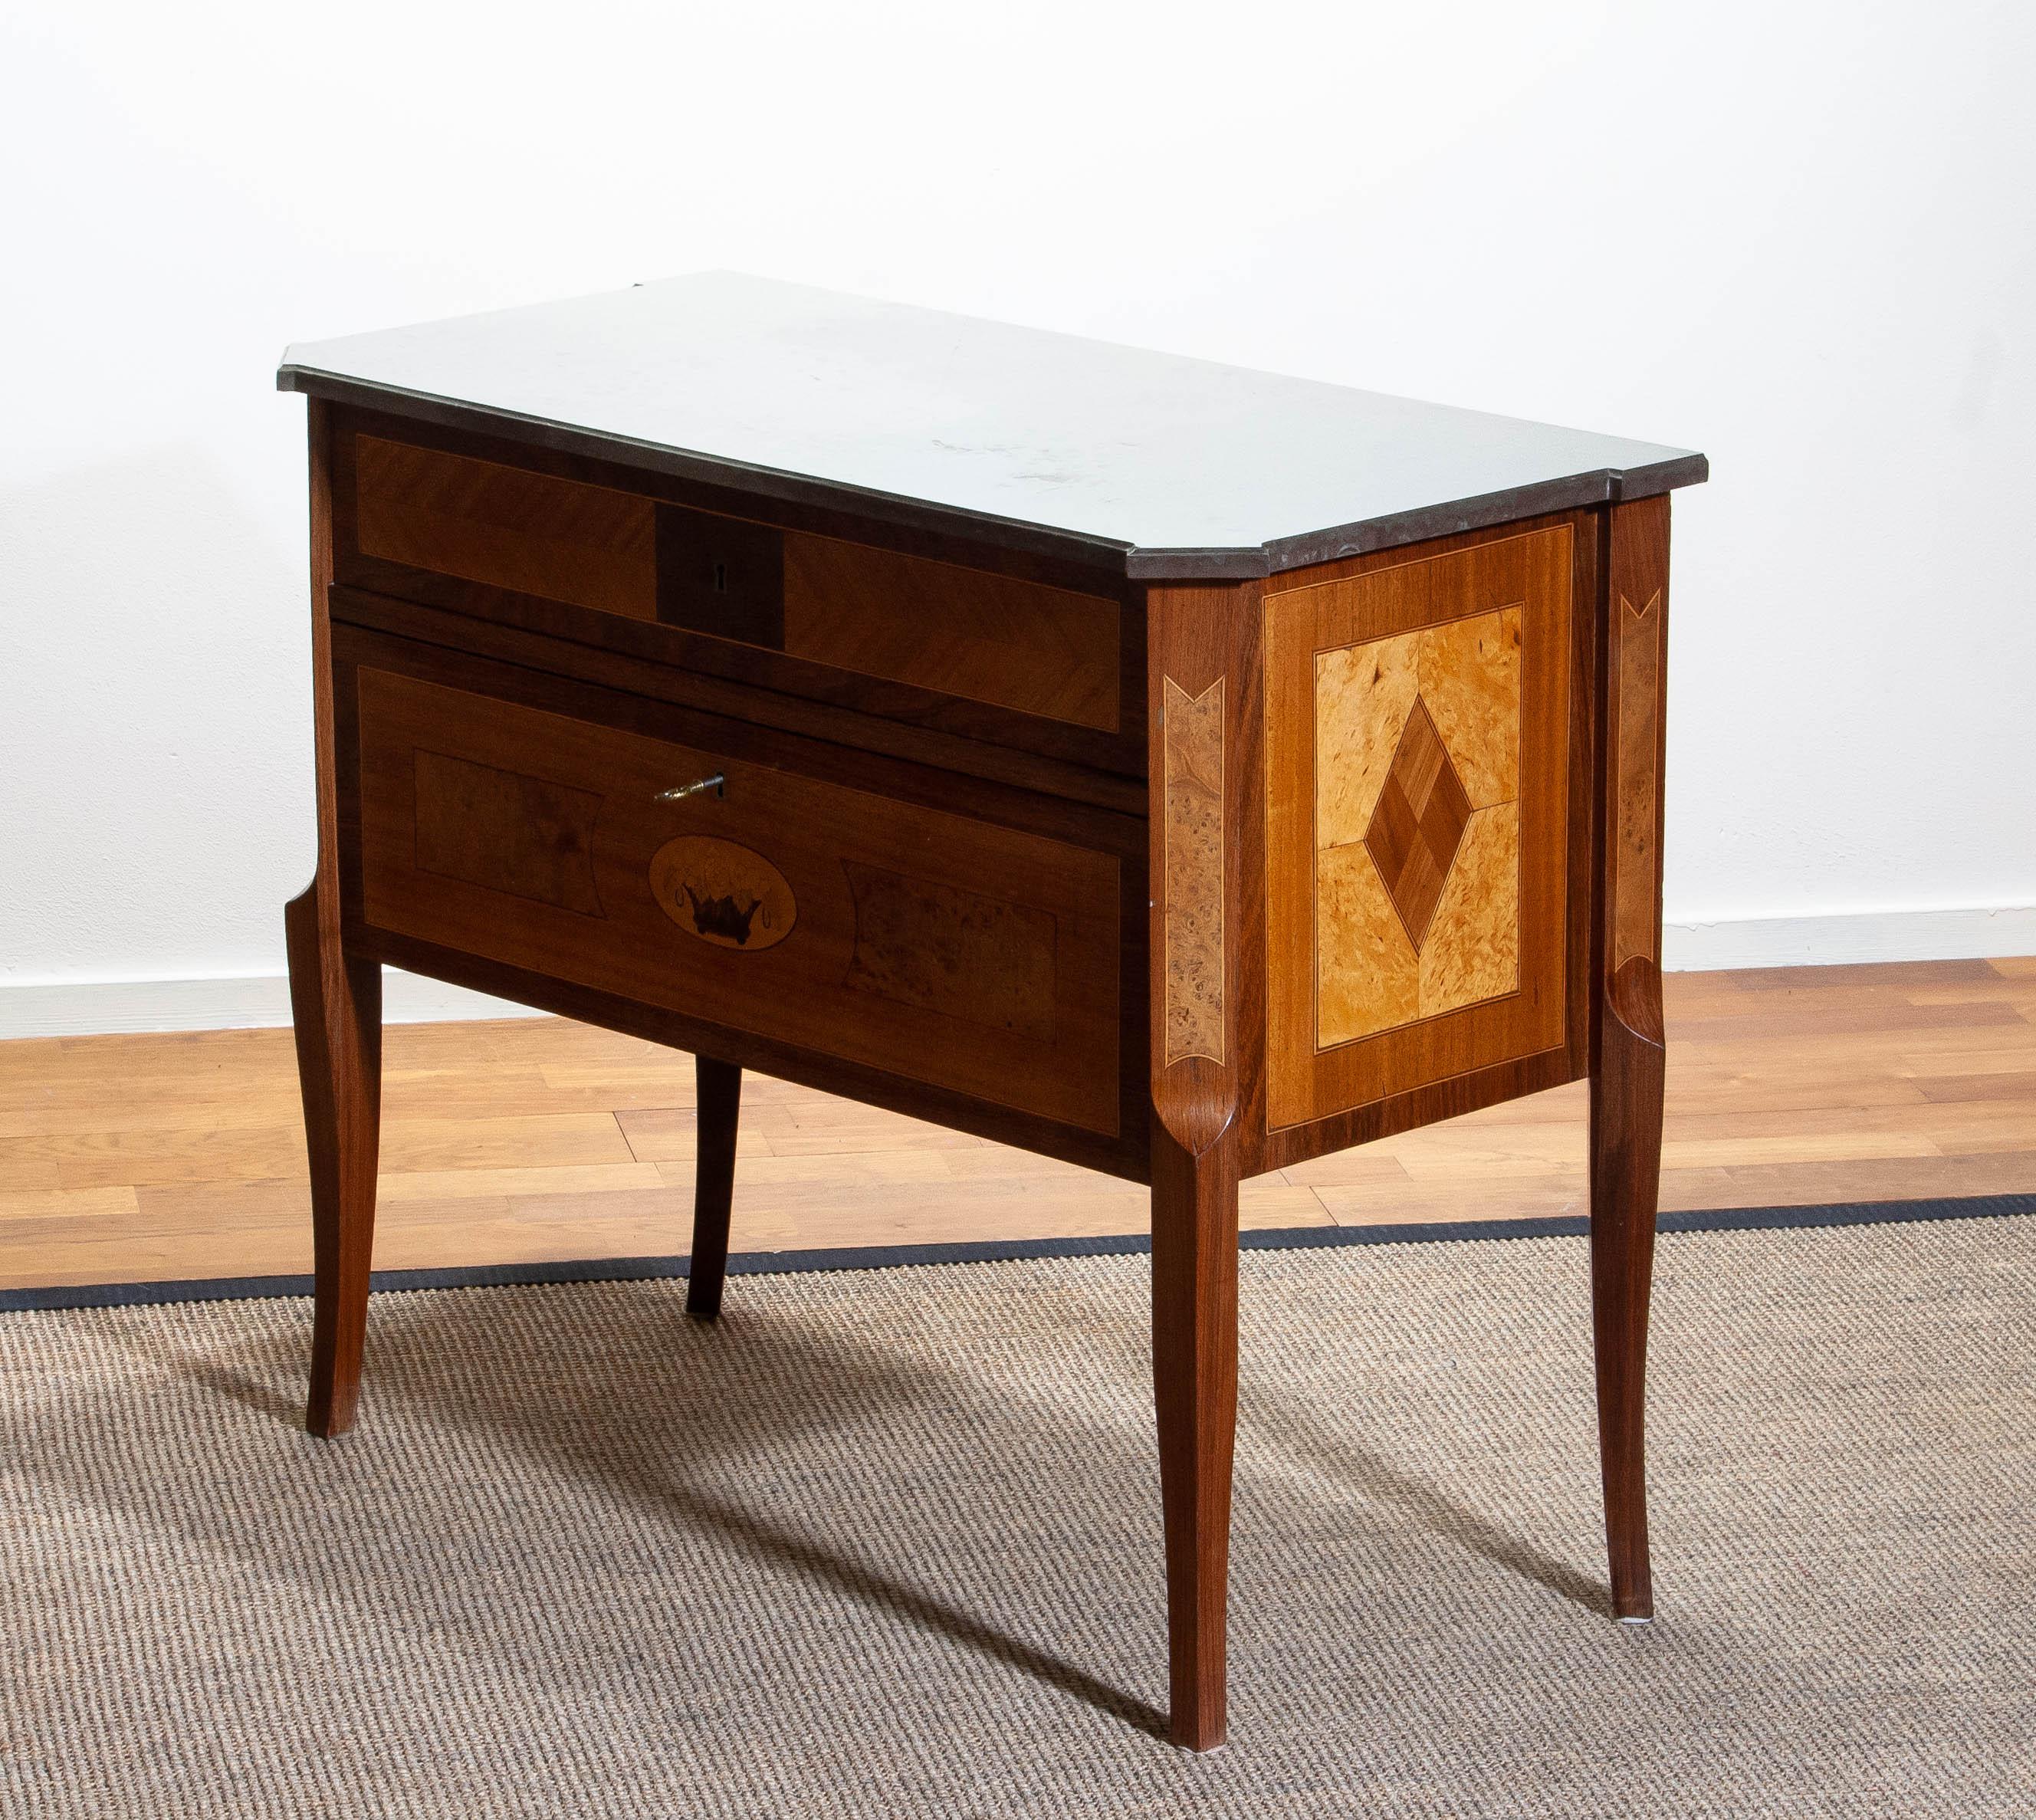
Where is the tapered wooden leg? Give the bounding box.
[1151,1121,1239,1750]
[1590,956,1664,1620]
[285,885,383,1439]
[687,1056,741,1319]
[1144,572,1254,1747]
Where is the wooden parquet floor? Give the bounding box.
[2,958,2031,1290]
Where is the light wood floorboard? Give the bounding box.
[0,959,2029,1290]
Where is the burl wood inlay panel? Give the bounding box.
[1613,590,1663,971]
[351,435,1120,733]
[356,667,1122,1134]
[1314,607,1523,1046]
[842,861,1056,1042]
[412,750,604,915]
[1162,676,1226,1066]
[1266,527,1572,1130]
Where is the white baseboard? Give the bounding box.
[2,905,2030,1040]
[0,971,543,1040]
[1660,905,2036,973]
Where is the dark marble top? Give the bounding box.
[281,272,1706,579]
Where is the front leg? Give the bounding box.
[1589,494,1673,1619]
[1151,1115,1240,1748]
[1146,577,1257,1749]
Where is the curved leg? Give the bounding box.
[1151,1119,1239,1749]
[687,1056,741,1319]
[286,885,383,1438]
[1594,494,1671,1618]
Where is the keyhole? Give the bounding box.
[712,561,728,594]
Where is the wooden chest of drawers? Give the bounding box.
[277,274,1705,1750]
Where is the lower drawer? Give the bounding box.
[343,647,1128,1138]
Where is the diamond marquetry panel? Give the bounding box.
[1314,606,1523,1048]
[1265,524,1574,1132]
[1362,699,1473,949]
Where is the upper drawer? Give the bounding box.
[331,419,1138,772]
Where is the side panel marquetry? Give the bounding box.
[1315,607,1522,1045]
[1162,677,1226,1066]
[1266,526,1575,1131]
[354,665,1122,1135]
[347,433,1121,734]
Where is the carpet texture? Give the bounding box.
[3,1216,2032,1818]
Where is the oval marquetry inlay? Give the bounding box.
[649,836,797,951]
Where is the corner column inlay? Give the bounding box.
[1612,590,1663,971]
[1162,676,1226,1066]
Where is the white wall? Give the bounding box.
[4,0,2033,1029]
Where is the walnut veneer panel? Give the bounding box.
[353,668,1122,1135]
[356,436,658,621]
[350,434,1121,733]
[782,537,1119,731]
[1265,527,1574,1130]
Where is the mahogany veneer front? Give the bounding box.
[347,655,1125,1138]
[339,421,1138,770]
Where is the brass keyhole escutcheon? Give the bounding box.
[655,774,726,805]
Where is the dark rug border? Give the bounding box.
[5,1191,2031,1315]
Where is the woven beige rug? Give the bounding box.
[4,1215,2032,1818]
